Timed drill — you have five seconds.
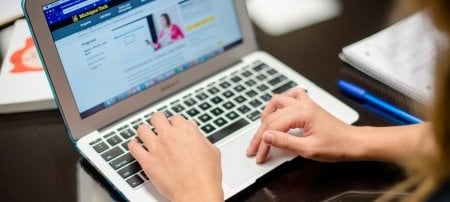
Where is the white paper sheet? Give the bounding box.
[246,0,341,36]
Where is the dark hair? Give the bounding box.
[161,13,171,26]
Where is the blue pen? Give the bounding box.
[338,80,423,124]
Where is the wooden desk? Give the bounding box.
[0,0,410,201]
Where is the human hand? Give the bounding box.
[129,112,223,202]
[247,88,357,163]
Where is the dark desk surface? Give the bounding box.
[0,0,412,201]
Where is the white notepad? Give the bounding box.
[340,11,448,104]
[0,20,56,113]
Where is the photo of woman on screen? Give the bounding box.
[146,13,184,50]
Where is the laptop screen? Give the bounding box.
[42,0,242,118]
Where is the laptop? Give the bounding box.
[23,0,359,200]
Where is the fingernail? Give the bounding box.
[246,146,254,155]
[263,131,275,145]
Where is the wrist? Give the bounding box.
[349,124,432,163]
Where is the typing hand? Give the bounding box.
[247,88,355,163]
[129,112,223,201]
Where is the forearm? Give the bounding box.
[349,123,435,163]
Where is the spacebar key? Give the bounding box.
[207,118,249,144]
[272,81,298,94]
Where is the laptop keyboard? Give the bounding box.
[88,61,301,188]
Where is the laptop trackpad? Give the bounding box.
[219,126,296,189]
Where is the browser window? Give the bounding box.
[43,0,242,118]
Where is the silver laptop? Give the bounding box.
[23,0,359,200]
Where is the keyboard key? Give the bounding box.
[256,74,268,81]
[163,110,173,118]
[183,98,197,106]
[222,101,235,110]
[107,135,123,146]
[140,171,149,180]
[225,111,239,120]
[207,87,220,95]
[219,81,231,89]
[234,96,247,103]
[234,85,245,92]
[222,90,235,98]
[261,93,272,101]
[272,81,298,94]
[101,147,124,161]
[241,70,253,77]
[117,125,129,132]
[171,104,185,113]
[230,76,242,83]
[247,111,261,121]
[237,105,251,114]
[249,99,263,108]
[198,102,212,110]
[133,122,144,131]
[245,79,257,87]
[120,128,135,139]
[211,96,223,104]
[253,63,268,71]
[89,138,101,146]
[126,175,144,188]
[131,119,142,126]
[201,124,216,134]
[136,136,143,144]
[267,68,278,75]
[245,90,258,97]
[118,161,141,179]
[110,153,135,170]
[186,108,200,117]
[198,113,212,123]
[144,112,154,119]
[207,118,250,143]
[268,75,287,86]
[93,142,109,153]
[257,84,269,92]
[103,132,116,139]
[213,117,228,127]
[196,92,208,100]
[210,107,224,116]
[122,140,131,151]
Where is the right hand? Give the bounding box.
[247,88,357,163]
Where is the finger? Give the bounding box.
[128,138,149,163]
[151,112,172,134]
[137,124,157,148]
[188,119,198,127]
[257,130,302,163]
[256,142,271,164]
[250,107,304,159]
[247,107,296,156]
[247,126,265,156]
[264,108,305,132]
[169,114,188,126]
[283,87,308,100]
[261,94,298,121]
[263,130,304,152]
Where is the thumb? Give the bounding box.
[263,130,300,151]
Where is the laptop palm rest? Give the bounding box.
[219,125,297,189]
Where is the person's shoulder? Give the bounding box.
[428,179,450,202]
[172,24,181,30]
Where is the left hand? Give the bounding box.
[128,112,223,202]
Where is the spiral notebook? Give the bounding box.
[340,11,448,104]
